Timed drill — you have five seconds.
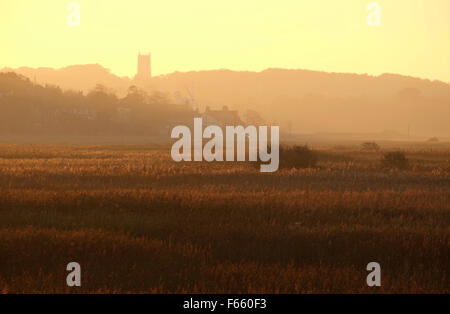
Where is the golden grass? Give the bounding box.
[0,143,448,293]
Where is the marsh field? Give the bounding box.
[0,141,449,293]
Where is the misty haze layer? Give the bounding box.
[2,65,450,137]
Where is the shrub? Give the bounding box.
[381,151,409,170]
[361,142,380,152]
[279,145,318,169]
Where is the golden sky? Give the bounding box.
[1,0,449,81]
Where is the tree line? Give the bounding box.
[0,72,196,136]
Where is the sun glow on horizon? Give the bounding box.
[1,0,450,82]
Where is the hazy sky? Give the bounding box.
[1,0,449,81]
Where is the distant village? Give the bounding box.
[0,54,266,137]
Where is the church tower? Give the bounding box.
[136,53,151,81]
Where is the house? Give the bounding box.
[202,106,243,127]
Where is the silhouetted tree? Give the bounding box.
[86,84,117,122]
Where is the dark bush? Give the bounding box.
[381,151,409,170]
[279,145,318,169]
[361,142,380,152]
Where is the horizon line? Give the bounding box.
[2,63,450,85]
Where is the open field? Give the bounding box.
[0,142,449,293]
